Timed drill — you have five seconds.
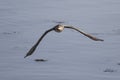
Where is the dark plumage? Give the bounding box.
[24,24,104,58]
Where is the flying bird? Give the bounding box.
[24,24,104,58]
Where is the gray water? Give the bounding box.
[0,0,120,80]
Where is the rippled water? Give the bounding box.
[0,0,120,80]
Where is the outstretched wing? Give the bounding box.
[24,28,54,58]
[64,26,104,41]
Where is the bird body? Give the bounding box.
[24,24,104,58]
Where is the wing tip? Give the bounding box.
[96,39,104,41]
[24,55,27,58]
[24,54,30,58]
[92,37,104,41]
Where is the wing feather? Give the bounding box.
[24,28,54,58]
[64,26,104,41]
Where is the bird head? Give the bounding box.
[54,24,64,32]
